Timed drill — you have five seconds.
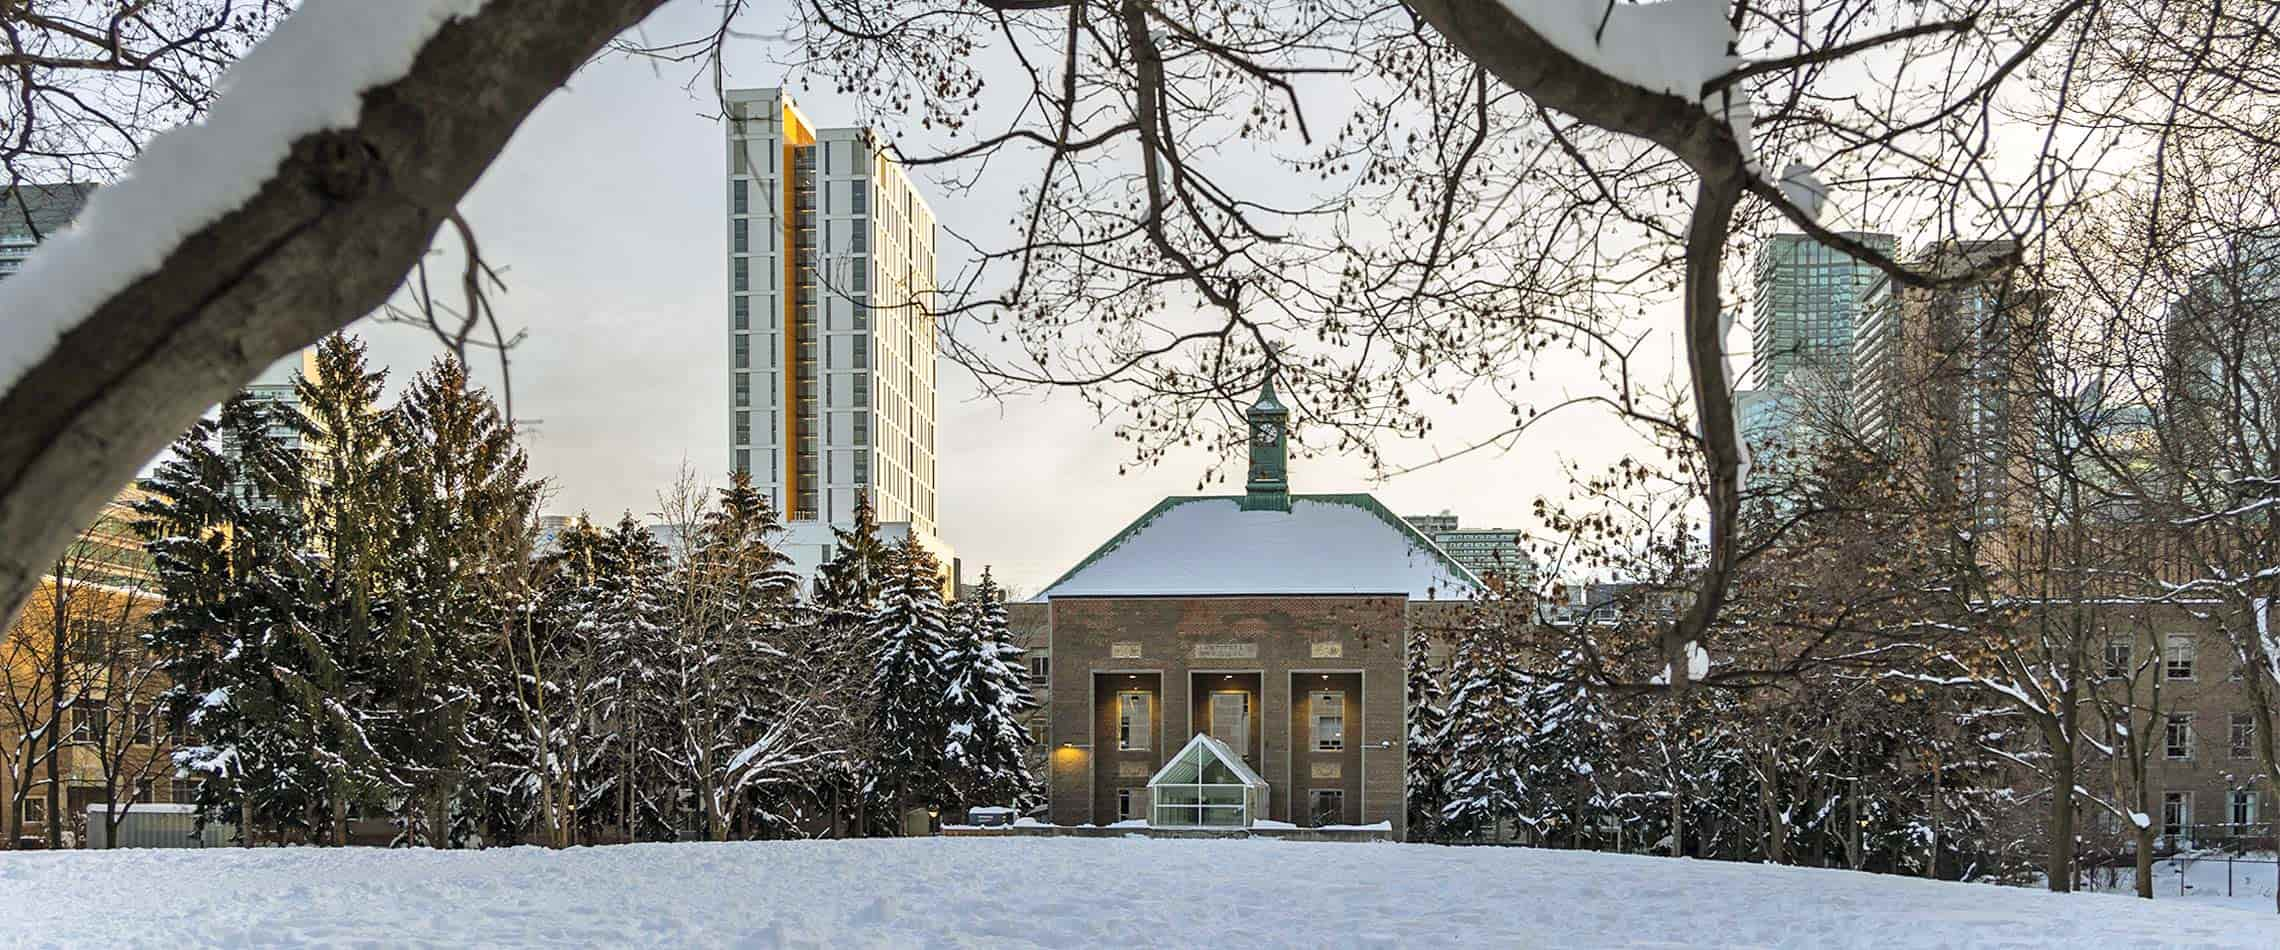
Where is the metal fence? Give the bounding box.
[82,805,234,849]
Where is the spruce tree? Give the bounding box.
[865,539,954,832]
[807,491,891,834]
[137,395,331,842]
[383,356,540,846]
[1404,620,1452,842]
[937,569,1038,812]
[291,332,399,843]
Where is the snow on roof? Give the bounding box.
[1038,494,1478,601]
[1149,732,1268,790]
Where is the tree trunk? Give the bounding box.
[1668,788,1684,858]
[0,0,675,638]
[45,573,65,849]
[2046,740,2076,893]
[1846,778,1864,870]
[2134,825,2155,899]
[428,783,452,849]
[1926,759,1942,879]
[331,774,350,846]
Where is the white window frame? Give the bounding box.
[2102,634,2131,678]
[2162,791,2192,840]
[1310,690,1345,752]
[1308,788,1345,826]
[2165,714,2195,760]
[2164,633,2197,681]
[2233,712,2257,759]
[1117,690,1151,751]
[1209,691,1250,757]
[2230,789,2259,831]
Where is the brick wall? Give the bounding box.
[1044,595,1409,835]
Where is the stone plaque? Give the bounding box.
[1310,641,1344,659]
[1118,760,1152,778]
[1110,642,1143,659]
[1310,762,1342,779]
[1192,642,1258,659]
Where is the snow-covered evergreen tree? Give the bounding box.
[138,395,334,842]
[938,569,1037,811]
[865,539,954,831]
[806,491,892,834]
[1404,620,1453,842]
[383,356,540,846]
[290,332,401,843]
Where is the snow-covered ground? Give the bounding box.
[4,838,2274,947]
[2081,851,2280,913]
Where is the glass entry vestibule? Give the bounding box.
[1148,733,1269,828]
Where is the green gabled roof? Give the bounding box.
[1035,492,1480,601]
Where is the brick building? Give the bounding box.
[1028,382,1476,835]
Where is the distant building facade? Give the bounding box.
[1851,239,2039,526]
[1401,512,1533,590]
[0,183,92,282]
[724,88,950,588]
[1032,383,1477,834]
[723,89,941,532]
[2,486,193,848]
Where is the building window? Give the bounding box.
[850,265,868,294]
[851,185,867,215]
[20,796,44,823]
[733,411,751,445]
[2165,714,2195,760]
[734,218,749,253]
[1311,691,1345,751]
[734,449,750,475]
[1117,788,1138,822]
[850,227,867,254]
[168,780,200,805]
[733,295,749,331]
[1117,690,1151,751]
[131,705,155,746]
[70,706,106,744]
[733,257,748,292]
[2233,713,2256,759]
[731,179,747,214]
[2231,789,2260,833]
[2103,634,2131,678]
[2162,791,2192,841]
[2164,633,2196,680]
[1028,655,1049,685]
[733,373,750,407]
[734,334,750,369]
[1308,789,1344,827]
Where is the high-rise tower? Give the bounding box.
[724,88,940,537]
[724,89,950,581]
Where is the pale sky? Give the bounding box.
[352,3,1697,595]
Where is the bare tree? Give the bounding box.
[0,490,160,848]
[0,0,2270,701]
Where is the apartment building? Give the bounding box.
[723,89,945,580]
[1,487,191,848]
[0,183,92,282]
